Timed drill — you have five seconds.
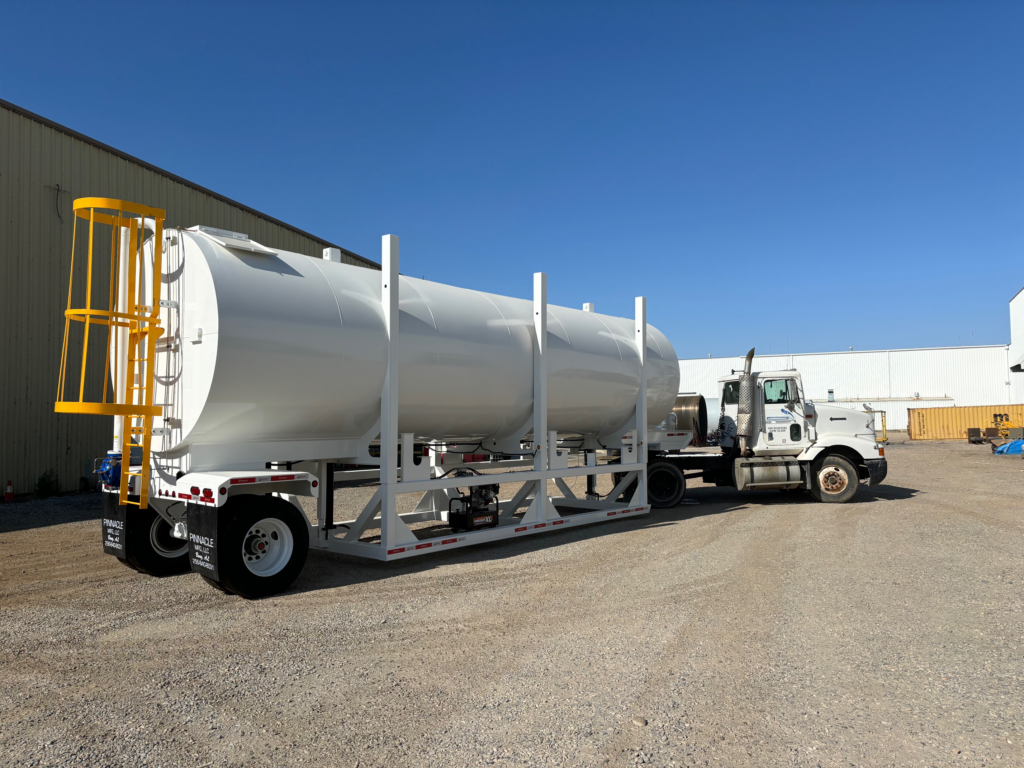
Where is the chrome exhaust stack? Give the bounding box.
[736,348,756,457]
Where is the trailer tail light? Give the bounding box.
[190,486,200,496]
[311,480,318,488]
[202,488,213,498]
[219,487,227,495]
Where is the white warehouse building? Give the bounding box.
[679,344,1024,431]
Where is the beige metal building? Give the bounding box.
[1,98,377,496]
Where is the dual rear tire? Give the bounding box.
[215,496,310,599]
[125,506,190,577]
[123,497,309,598]
[647,461,686,508]
[614,460,687,509]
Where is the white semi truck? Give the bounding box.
[642,348,888,508]
[55,198,886,598]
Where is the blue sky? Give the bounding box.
[3,1,1021,358]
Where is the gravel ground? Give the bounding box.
[1,436,1022,767]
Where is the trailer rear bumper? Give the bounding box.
[864,458,888,486]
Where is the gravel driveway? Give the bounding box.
[1,436,1021,767]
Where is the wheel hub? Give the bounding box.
[241,519,292,577]
[818,465,848,494]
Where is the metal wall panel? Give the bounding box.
[908,404,1024,441]
[1010,287,1024,372]
[1,102,377,495]
[679,345,1021,433]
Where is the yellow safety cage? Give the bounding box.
[55,198,165,509]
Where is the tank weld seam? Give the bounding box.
[402,277,441,365]
[307,258,349,436]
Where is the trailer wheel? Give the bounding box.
[125,506,191,577]
[810,455,859,503]
[647,461,685,508]
[217,496,309,599]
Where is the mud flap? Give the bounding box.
[101,492,128,560]
[187,505,222,582]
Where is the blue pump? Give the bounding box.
[95,451,122,488]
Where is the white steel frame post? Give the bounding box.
[527,272,548,524]
[379,235,416,552]
[633,296,648,504]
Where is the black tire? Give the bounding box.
[202,576,232,594]
[216,496,309,599]
[125,506,191,577]
[647,461,686,508]
[810,454,860,503]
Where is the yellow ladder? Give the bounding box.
[55,198,165,509]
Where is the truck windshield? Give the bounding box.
[722,381,739,405]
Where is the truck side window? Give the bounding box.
[763,379,794,405]
[722,382,739,405]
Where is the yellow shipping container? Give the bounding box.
[908,405,1024,440]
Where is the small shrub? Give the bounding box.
[35,470,60,498]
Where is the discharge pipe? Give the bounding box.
[736,348,756,457]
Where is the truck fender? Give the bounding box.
[799,440,866,466]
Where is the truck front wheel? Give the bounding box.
[648,461,686,508]
[810,455,859,503]
[217,496,310,599]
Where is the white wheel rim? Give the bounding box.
[150,516,188,559]
[817,464,849,495]
[242,518,294,577]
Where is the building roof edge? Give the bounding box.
[1,98,377,269]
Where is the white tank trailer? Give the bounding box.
[60,199,694,598]
[61,200,883,599]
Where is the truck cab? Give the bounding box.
[644,358,888,508]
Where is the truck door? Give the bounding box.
[760,378,806,451]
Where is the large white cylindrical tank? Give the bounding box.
[152,230,679,456]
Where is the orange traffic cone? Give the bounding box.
[4,481,12,503]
